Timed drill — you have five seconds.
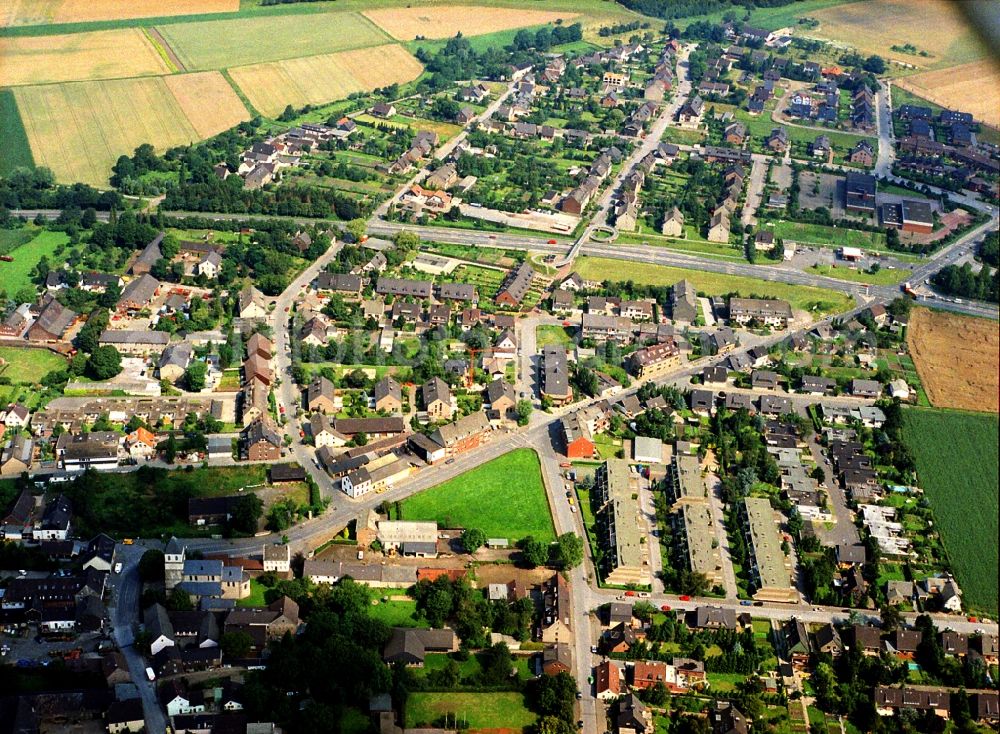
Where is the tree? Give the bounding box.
[138,549,165,583]
[167,587,193,611]
[345,218,367,242]
[230,493,264,534]
[516,399,533,426]
[553,533,584,569]
[87,345,122,380]
[526,671,577,723]
[460,527,487,554]
[521,536,549,568]
[810,465,826,483]
[185,361,207,392]
[221,630,253,659]
[880,603,902,631]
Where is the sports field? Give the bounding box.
[810,0,987,70]
[895,60,1000,128]
[574,256,854,315]
[902,408,999,614]
[0,230,70,295]
[364,5,577,40]
[14,73,247,185]
[906,307,999,413]
[157,12,390,70]
[0,346,68,384]
[399,448,555,542]
[0,0,238,26]
[0,28,170,86]
[229,44,423,117]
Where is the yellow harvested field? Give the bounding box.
[895,61,1000,128]
[14,74,246,186]
[811,0,986,69]
[0,28,170,87]
[163,72,250,139]
[363,5,577,40]
[1,0,238,26]
[230,44,423,117]
[907,307,1000,413]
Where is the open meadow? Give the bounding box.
[809,0,987,70]
[574,256,854,315]
[0,230,70,295]
[229,44,423,117]
[906,307,999,413]
[0,0,238,27]
[0,346,68,384]
[0,28,170,86]
[902,408,999,615]
[399,448,554,542]
[14,73,247,186]
[895,60,1000,128]
[157,12,390,70]
[363,4,577,40]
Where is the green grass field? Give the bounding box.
[0,90,34,175]
[0,230,69,295]
[405,692,535,729]
[158,12,390,69]
[574,256,854,315]
[809,263,909,286]
[0,228,34,256]
[368,597,427,628]
[0,346,68,384]
[536,325,576,348]
[770,221,888,251]
[902,408,999,614]
[399,448,554,542]
[236,578,269,607]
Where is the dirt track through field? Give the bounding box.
[148,27,187,72]
[906,307,1000,412]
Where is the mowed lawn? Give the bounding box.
[0,230,69,295]
[902,408,999,614]
[400,448,555,542]
[159,12,390,69]
[770,221,888,251]
[574,256,854,315]
[0,346,68,384]
[404,692,535,729]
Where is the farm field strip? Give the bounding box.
[1,0,238,27]
[894,60,1000,128]
[902,408,999,614]
[229,44,423,118]
[809,0,987,70]
[906,307,999,413]
[162,71,250,139]
[157,11,390,70]
[13,74,246,186]
[0,89,34,175]
[0,27,170,86]
[363,5,578,40]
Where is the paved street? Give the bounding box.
[741,154,768,228]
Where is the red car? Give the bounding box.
[968,616,978,623]
[547,239,557,244]
[660,605,672,612]
[625,590,636,597]
[679,595,691,602]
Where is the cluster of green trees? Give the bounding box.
[516,533,584,570]
[411,576,533,645]
[932,262,999,303]
[0,167,123,212]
